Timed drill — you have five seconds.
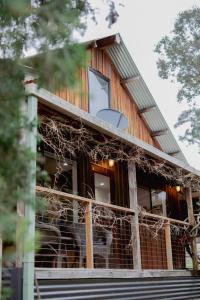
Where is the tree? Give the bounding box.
[0,0,119,265]
[155,6,200,146]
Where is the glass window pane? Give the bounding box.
[137,187,151,211]
[44,153,77,194]
[94,173,111,203]
[151,189,166,215]
[89,70,109,116]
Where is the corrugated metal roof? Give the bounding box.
[104,34,187,163]
[143,110,166,132]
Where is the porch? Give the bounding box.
[35,185,192,273]
[32,94,199,275]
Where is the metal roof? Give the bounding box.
[99,34,187,163]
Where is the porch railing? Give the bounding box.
[35,186,191,271]
[36,186,135,269]
[139,212,190,270]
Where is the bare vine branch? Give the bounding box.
[39,115,200,190]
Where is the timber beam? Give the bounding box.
[167,151,180,157]
[23,95,38,300]
[139,105,156,114]
[120,75,140,85]
[151,129,168,137]
[35,268,200,279]
[128,162,141,270]
[88,33,121,50]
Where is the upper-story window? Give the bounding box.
[88,68,110,116]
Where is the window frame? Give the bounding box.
[137,185,152,212]
[151,188,167,216]
[42,150,78,195]
[90,163,115,204]
[88,67,111,115]
[137,184,167,216]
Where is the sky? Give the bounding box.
[78,0,200,170]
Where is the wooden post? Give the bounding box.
[0,237,2,297]
[185,187,199,270]
[16,202,24,268]
[191,238,199,270]
[85,202,94,269]
[186,188,195,224]
[128,162,141,270]
[23,95,38,300]
[165,221,173,270]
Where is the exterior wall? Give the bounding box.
[3,269,200,300]
[55,47,159,148]
[34,276,200,300]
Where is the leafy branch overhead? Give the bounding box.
[0,0,119,255]
[155,6,200,145]
[0,0,119,88]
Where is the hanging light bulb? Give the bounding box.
[108,159,115,167]
[176,185,181,192]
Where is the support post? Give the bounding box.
[85,202,94,269]
[186,187,195,224]
[16,202,24,268]
[128,162,141,270]
[0,237,2,297]
[23,95,38,300]
[185,187,199,270]
[165,221,173,270]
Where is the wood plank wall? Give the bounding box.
[55,47,159,148]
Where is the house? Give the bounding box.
[3,33,200,300]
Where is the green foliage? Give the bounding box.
[0,0,118,265]
[175,106,200,146]
[155,6,200,145]
[0,61,31,241]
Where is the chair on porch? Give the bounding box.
[35,222,63,268]
[66,223,113,268]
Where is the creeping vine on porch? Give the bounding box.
[39,114,200,190]
[37,114,200,264]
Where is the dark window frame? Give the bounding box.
[137,184,168,216]
[88,67,111,114]
[90,163,115,204]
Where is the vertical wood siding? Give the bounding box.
[55,48,158,148]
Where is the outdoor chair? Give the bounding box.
[66,223,113,268]
[35,221,63,268]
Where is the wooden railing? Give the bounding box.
[36,186,135,269]
[139,212,190,270]
[36,186,135,214]
[36,186,190,271]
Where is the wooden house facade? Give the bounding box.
[3,34,200,300]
